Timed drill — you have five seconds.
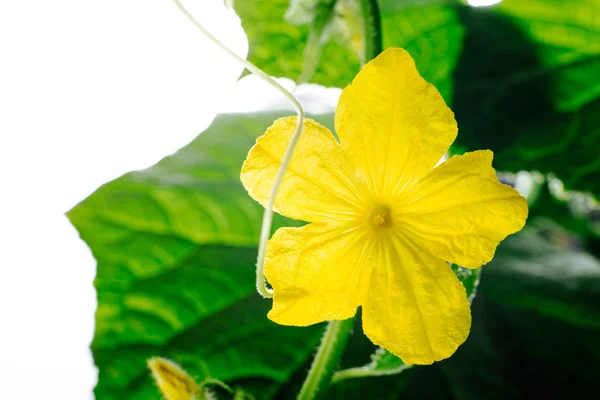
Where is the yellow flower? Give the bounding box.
[241,48,528,365]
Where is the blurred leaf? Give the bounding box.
[382,5,465,102]
[233,0,360,87]
[379,0,461,11]
[68,112,334,399]
[496,0,600,112]
[286,0,322,24]
[481,222,600,329]
[438,223,600,400]
[328,371,415,399]
[529,180,600,252]
[453,2,600,196]
[233,0,464,96]
[433,187,600,400]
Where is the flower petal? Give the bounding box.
[362,233,471,365]
[335,48,457,197]
[265,223,374,326]
[396,150,528,268]
[241,117,366,222]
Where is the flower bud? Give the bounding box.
[148,357,200,400]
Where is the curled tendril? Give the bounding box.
[171,0,305,298]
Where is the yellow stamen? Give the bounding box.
[368,204,392,229]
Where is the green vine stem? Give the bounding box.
[171,0,305,298]
[359,0,383,64]
[297,318,355,400]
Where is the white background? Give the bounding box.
[0,0,497,398]
[0,1,248,398]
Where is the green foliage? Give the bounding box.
[496,0,600,112]
[69,112,331,399]
[233,0,464,100]
[482,220,600,329]
[234,0,600,196]
[70,0,600,398]
[382,5,464,102]
[436,220,600,400]
[233,0,360,88]
[452,1,600,196]
[378,0,461,10]
[71,118,600,398]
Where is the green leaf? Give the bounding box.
[436,221,600,400]
[233,0,465,97]
[453,3,600,196]
[382,5,465,102]
[378,0,461,11]
[496,0,600,112]
[232,0,360,88]
[328,373,414,400]
[481,221,600,329]
[68,111,334,399]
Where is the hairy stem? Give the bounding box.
[359,0,383,65]
[297,319,354,400]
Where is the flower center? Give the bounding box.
[368,204,392,229]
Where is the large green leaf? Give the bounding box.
[452,2,600,197]
[496,0,600,112]
[68,111,333,399]
[233,0,464,97]
[232,0,360,88]
[480,220,600,329]
[437,221,600,400]
[382,5,464,102]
